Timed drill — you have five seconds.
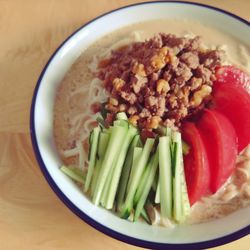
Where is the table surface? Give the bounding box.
[0,0,249,249]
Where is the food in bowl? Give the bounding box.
[54,19,250,226]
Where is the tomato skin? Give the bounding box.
[197,109,238,193]
[215,65,250,94]
[182,122,210,205]
[212,83,250,152]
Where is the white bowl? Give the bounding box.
[30,1,250,249]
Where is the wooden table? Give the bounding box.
[0,0,249,249]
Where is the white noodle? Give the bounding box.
[88,55,98,73]
[61,147,79,158]
[76,141,84,169]
[99,31,143,59]
[70,84,89,97]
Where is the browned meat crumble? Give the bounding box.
[97,33,223,130]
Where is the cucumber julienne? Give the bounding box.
[116,135,140,212]
[159,136,172,220]
[84,126,101,192]
[60,112,191,224]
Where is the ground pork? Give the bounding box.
[98,33,223,131]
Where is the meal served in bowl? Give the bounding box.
[54,19,250,227]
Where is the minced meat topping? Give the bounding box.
[98,33,224,130]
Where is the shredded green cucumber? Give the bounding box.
[60,166,85,184]
[121,138,155,218]
[97,133,110,158]
[172,132,191,223]
[84,126,101,192]
[116,135,140,212]
[126,147,143,195]
[90,160,101,196]
[159,136,172,220]
[180,166,191,220]
[100,162,115,207]
[92,125,128,205]
[88,131,93,161]
[116,112,128,120]
[134,148,159,221]
[90,132,110,196]
[134,162,150,204]
[154,178,160,204]
[172,141,182,222]
[91,132,109,195]
[141,207,151,225]
[105,125,138,209]
[113,119,129,127]
[177,136,191,221]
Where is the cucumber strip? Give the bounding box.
[121,138,155,218]
[97,133,110,158]
[166,127,172,137]
[172,132,183,223]
[105,126,138,209]
[137,137,143,147]
[126,147,143,195]
[90,159,101,197]
[60,166,85,184]
[134,148,159,221]
[134,162,150,204]
[116,135,140,212]
[84,126,101,192]
[174,133,191,221]
[141,207,151,225]
[88,130,94,161]
[116,112,128,120]
[113,119,129,127]
[102,128,110,134]
[100,162,115,207]
[90,133,110,196]
[159,136,172,220]
[172,142,182,222]
[92,125,128,205]
[69,166,86,179]
[154,178,160,204]
[181,167,191,219]
[171,142,177,176]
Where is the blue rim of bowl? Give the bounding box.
[30,1,250,249]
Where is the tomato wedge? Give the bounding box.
[182,122,210,205]
[215,65,250,94]
[212,66,250,151]
[197,109,237,193]
[212,83,250,152]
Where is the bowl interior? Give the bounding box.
[32,1,250,247]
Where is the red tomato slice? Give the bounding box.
[182,122,210,205]
[215,65,250,94]
[197,109,237,193]
[212,83,250,152]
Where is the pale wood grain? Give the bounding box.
[0,0,249,249]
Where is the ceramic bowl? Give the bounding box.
[30,1,250,249]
